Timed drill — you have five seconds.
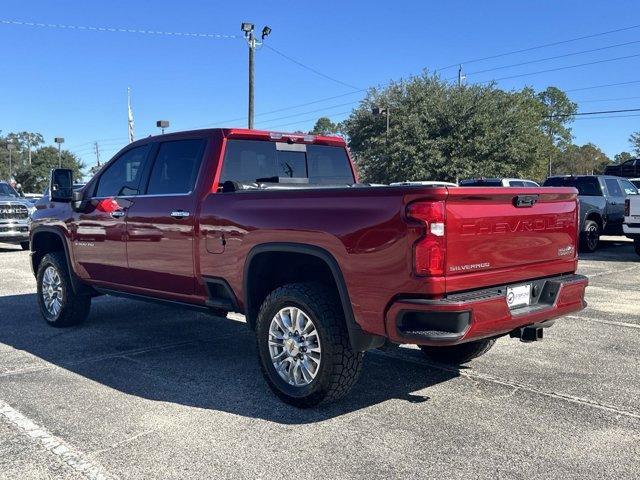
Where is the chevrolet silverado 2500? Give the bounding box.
[30,129,588,406]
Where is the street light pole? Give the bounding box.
[241,23,271,129]
[54,137,65,167]
[156,120,170,135]
[7,143,15,179]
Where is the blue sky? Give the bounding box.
[1,0,639,171]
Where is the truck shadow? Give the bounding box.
[579,239,638,263]
[0,293,459,424]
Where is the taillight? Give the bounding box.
[625,198,630,217]
[406,201,446,276]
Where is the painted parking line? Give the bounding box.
[0,401,116,480]
[376,349,640,420]
[566,315,640,330]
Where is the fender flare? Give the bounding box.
[30,226,86,295]
[243,242,385,352]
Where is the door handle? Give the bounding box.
[111,210,126,218]
[170,210,190,219]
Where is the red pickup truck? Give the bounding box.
[30,128,588,406]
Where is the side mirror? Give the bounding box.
[50,168,73,202]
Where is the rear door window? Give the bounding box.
[146,139,206,195]
[508,181,525,187]
[219,140,355,186]
[95,145,149,197]
[605,178,623,197]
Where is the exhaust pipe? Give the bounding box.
[510,326,544,343]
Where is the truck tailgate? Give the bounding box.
[445,187,578,281]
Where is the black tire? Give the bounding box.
[36,252,91,327]
[635,239,640,257]
[580,219,600,253]
[20,241,30,251]
[255,282,363,407]
[419,338,496,365]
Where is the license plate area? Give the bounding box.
[506,284,531,310]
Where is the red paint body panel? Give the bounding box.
[30,128,587,347]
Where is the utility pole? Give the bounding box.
[26,135,32,166]
[94,141,101,167]
[241,22,271,129]
[458,65,466,87]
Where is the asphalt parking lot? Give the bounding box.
[1,238,638,479]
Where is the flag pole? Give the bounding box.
[128,87,135,143]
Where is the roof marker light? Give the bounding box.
[269,132,283,140]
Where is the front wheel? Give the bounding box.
[255,282,363,407]
[580,220,600,253]
[635,239,640,257]
[20,241,29,251]
[36,252,91,327]
[419,338,496,365]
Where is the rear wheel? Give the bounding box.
[255,282,363,407]
[580,219,600,253]
[419,338,496,365]
[36,252,91,327]
[20,241,29,251]
[634,238,640,257]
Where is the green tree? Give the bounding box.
[536,86,578,176]
[309,117,340,135]
[614,151,633,164]
[342,73,554,184]
[555,143,610,175]
[14,145,85,193]
[630,131,640,156]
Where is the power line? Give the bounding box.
[0,19,238,39]
[260,110,354,130]
[263,45,360,90]
[573,95,640,103]
[463,39,640,77]
[550,107,640,118]
[573,113,640,120]
[435,23,640,71]
[479,52,640,84]
[565,79,640,92]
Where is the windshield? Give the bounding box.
[543,177,603,196]
[0,182,19,197]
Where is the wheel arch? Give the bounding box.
[243,243,384,352]
[584,211,604,230]
[31,226,86,295]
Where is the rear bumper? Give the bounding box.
[385,274,588,346]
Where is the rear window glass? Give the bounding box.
[459,179,502,186]
[220,140,354,186]
[543,177,602,196]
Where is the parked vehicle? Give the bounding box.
[624,195,640,256]
[604,158,640,178]
[629,178,640,188]
[30,129,588,406]
[0,181,34,250]
[459,178,540,187]
[390,181,458,187]
[543,175,639,252]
